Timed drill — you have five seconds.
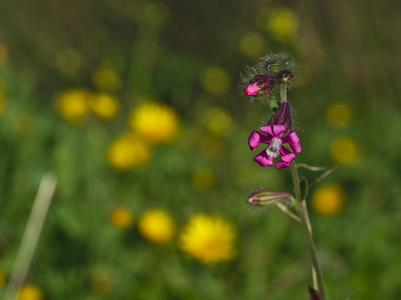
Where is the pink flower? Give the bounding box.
[248,124,301,169]
[244,75,275,96]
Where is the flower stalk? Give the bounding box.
[243,53,330,299]
[284,89,328,300]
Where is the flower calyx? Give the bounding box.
[268,102,292,135]
[248,188,294,207]
[244,75,276,96]
[277,69,294,84]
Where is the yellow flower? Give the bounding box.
[180,214,236,264]
[138,209,175,244]
[92,67,121,92]
[18,285,44,300]
[267,7,300,41]
[110,207,134,228]
[330,136,358,165]
[56,88,91,124]
[129,101,179,144]
[200,67,231,96]
[191,169,216,191]
[0,43,8,65]
[204,108,233,136]
[55,48,82,75]
[107,134,151,170]
[325,103,352,128]
[90,93,119,119]
[240,32,267,58]
[0,269,5,287]
[311,185,346,216]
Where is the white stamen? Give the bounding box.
[266,138,282,158]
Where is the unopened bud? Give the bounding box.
[268,102,292,134]
[265,59,279,72]
[278,69,294,84]
[248,189,293,207]
[244,75,275,96]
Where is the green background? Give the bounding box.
[1,0,401,299]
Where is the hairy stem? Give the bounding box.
[282,81,327,299]
[280,84,287,103]
[290,161,328,300]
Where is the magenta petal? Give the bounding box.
[282,131,302,153]
[254,151,273,167]
[260,124,286,137]
[279,146,296,163]
[244,82,261,96]
[248,130,271,150]
[276,160,290,169]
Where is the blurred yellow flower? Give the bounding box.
[325,103,352,128]
[330,136,358,165]
[56,88,91,125]
[55,48,82,75]
[107,134,152,170]
[110,207,134,228]
[92,67,121,92]
[191,169,216,190]
[18,284,44,300]
[200,67,231,96]
[267,7,300,41]
[138,209,175,244]
[0,269,5,286]
[311,185,346,216]
[0,43,8,64]
[130,101,179,144]
[180,214,236,264]
[90,93,119,119]
[204,108,233,136]
[240,32,266,58]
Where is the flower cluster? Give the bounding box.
[241,53,297,105]
[243,53,301,169]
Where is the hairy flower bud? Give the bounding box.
[248,188,293,207]
[265,59,279,72]
[278,69,294,84]
[268,102,292,134]
[244,75,275,96]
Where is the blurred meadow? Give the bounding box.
[1,0,401,299]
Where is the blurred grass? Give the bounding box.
[1,0,401,299]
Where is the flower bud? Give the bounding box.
[268,102,292,134]
[278,69,294,84]
[265,59,279,72]
[244,75,275,96]
[248,188,293,207]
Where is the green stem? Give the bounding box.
[290,161,328,300]
[297,203,328,300]
[282,80,327,299]
[280,84,287,103]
